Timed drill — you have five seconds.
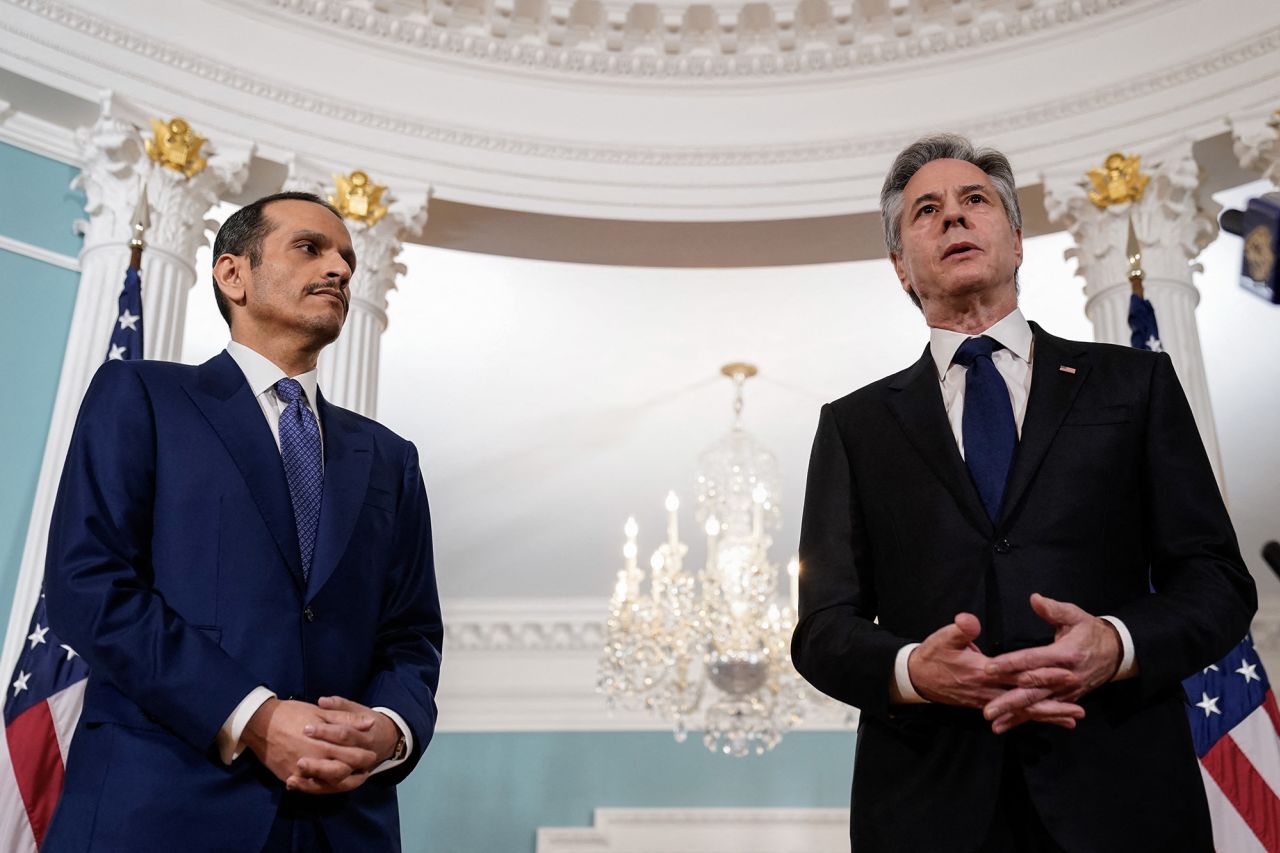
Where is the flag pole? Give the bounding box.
[128,180,149,271]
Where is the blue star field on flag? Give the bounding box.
[2,594,87,726]
[107,265,144,362]
[1183,633,1271,757]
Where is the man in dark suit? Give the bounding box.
[43,192,443,852]
[790,135,1256,852]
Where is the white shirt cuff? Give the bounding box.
[1100,615,1138,680]
[370,706,413,775]
[217,686,276,765]
[891,642,928,704]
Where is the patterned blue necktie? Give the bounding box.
[275,378,323,579]
[953,336,1017,522]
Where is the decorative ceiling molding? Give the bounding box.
[235,0,1145,81]
[5,0,1279,172]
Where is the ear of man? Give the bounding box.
[213,253,249,322]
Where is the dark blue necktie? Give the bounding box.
[953,336,1017,522]
[276,378,323,579]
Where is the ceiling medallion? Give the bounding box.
[599,364,845,756]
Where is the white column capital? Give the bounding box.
[74,93,254,262]
[284,160,431,321]
[344,195,430,322]
[1230,107,1280,185]
[1042,139,1224,491]
[1043,140,1218,304]
[285,159,431,417]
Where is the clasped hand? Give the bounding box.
[242,695,400,794]
[906,593,1121,734]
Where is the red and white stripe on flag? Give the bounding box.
[1185,635,1280,853]
[1,679,85,850]
[1199,690,1280,853]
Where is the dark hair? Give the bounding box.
[879,134,1022,309]
[211,191,343,327]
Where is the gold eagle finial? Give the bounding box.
[1087,153,1149,209]
[329,171,388,225]
[145,117,208,178]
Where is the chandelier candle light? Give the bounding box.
[599,363,811,757]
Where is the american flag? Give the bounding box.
[0,260,143,850]
[1131,291,1280,851]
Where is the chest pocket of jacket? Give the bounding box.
[1062,404,1132,426]
[363,485,396,514]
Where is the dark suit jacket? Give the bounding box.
[791,323,1255,853]
[42,352,443,852]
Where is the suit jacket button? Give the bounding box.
[303,607,316,622]
[994,539,1011,554]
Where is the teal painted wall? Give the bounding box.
[0,141,85,257]
[0,142,83,632]
[400,731,854,853]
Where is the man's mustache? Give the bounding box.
[305,282,349,309]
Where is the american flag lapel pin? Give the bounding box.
[1059,365,1077,374]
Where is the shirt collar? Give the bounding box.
[225,341,321,408]
[928,307,1033,380]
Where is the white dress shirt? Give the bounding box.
[216,342,412,772]
[891,309,1136,703]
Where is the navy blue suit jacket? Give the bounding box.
[42,351,443,852]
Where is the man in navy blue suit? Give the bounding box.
[43,192,443,851]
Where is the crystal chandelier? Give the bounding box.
[598,363,809,757]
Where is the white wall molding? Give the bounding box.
[0,99,80,165]
[436,598,858,733]
[537,808,849,853]
[436,596,1280,734]
[0,233,79,271]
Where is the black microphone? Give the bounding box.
[1264,541,1280,581]
[1220,208,1245,238]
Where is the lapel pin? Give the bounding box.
[1059,365,1077,374]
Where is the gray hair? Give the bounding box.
[879,133,1022,258]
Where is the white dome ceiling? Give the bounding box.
[2,0,1277,222]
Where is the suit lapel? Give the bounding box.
[306,394,373,602]
[997,323,1090,527]
[886,347,993,537]
[185,351,305,593]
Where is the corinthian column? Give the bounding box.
[1043,141,1224,489]
[286,162,430,418]
[0,96,252,677]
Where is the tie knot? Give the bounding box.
[952,335,1003,368]
[274,377,306,405]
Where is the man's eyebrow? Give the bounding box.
[909,183,993,212]
[290,229,357,272]
[909,191,942,211]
